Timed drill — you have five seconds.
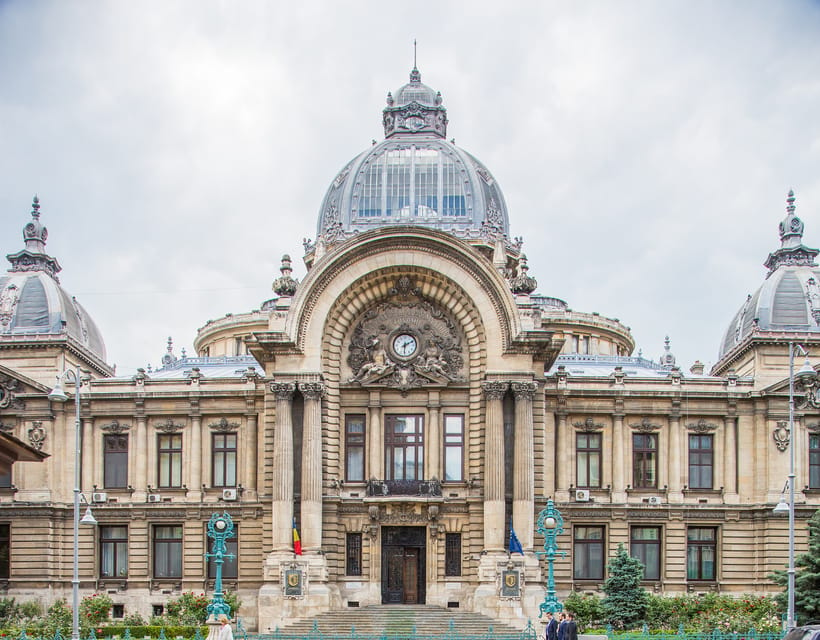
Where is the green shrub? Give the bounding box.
[102,624,208,638]
[80,592,113,632]
[563,591,605,629]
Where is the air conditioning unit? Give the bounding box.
[647,496,663,506]
[148,494,162,503]
[575,489,590,502]
[222,488,238,501]
[91,492,108,503]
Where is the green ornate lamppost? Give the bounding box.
[205,512,236,620]
[536,498,565,616]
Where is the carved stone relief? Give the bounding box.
[573,417,604,432]
[100,420,131,434]
[0,374,24,410]
[208,417,239,432]
[630,417,661,433]
[686,419,718,433]
[347,278,464,392]
[0,284,20,330]
[28,421,46,451]
[773,421,790,452]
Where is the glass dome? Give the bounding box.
[315,67,510,244]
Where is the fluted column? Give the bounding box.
[190,415,202,493]
[668,415,682,499]
[512,382,536,549]
[724,416,738,500]
[612,413,625,501]
[556,411,570,493]
[482,381,507,551]
[81,418,94,491]
[270,382,296,552]
[427,391,441,481]
[299,382,324,552]
[135,416,147,497]
[245,411,258,493]
[368,391,382,481]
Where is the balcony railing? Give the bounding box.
[366,478,442,497]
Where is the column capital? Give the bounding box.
[511,381,537,399]
[269,382,296,400]
[482,381,508,400]
[299,382,325,400]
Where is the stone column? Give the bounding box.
[245,411,258,494]
[482,381,507,551]
[81,418,94,491]
[299,382,324,552]
[134,415,147,500]
[723,415,737,501]
[368,391,382,481]
[512,382,536,549]
[427,391,441,481]
[270,382,296,552]
[190,415,202,495]
[612,413,626,502]
[668,415,682,500]
[556,411,570,496]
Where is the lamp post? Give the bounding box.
[49,366,97,640]
[205,512,236,621]
[536,498,565,616]
[773,343,815,630]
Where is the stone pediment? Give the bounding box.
[0,365,50,412]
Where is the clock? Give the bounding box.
[392,333,418,358]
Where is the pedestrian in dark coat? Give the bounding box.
[557,612,567,640]
[564,612,578,640]
[546,612,558,640]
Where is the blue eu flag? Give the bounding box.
[508,520,524,555]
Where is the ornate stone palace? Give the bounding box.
[1,66,819,631]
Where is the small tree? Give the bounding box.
[601,543,649,629]
[773,508,820,623]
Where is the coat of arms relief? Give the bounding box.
[346,278,465,392]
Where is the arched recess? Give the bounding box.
[282,227,521,360]
[318,264,490,494]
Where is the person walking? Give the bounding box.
[546,612,558,640]
[217,614,234,640]
[557,612,567,640]
[564,612,578,640]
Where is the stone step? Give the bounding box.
[272,604,529,637]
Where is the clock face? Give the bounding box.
[393,333,418,358]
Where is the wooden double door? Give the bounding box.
[381,526,426,604]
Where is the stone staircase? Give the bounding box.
[270,604,530,637]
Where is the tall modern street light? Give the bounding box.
[773,342,815,630]
[49,366,97,640]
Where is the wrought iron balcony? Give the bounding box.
[366,478,442,497]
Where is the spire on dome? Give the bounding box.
[161,336,178,368]
[409,39,421,83]
[382,55,448,139]
[764,189,818,275]
[659,336,676,368]
[6,196,62,281]
[272,254,298,297]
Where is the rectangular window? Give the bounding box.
[384,415,424,481]
[0,462,10,489]
[212,433,237,488]
[207,526,238,579]
[810,434,820,489]
[573,525,605,580]
[158,434,182,488]
[104,434,129,489]
[0,524,8,579]
[444,414,464,482]
[576,432,602,488]
[633,433,658,489]
[345,415,366,482]
[687,527,717,581]
[445,533,462,576]
[153,525,183,578]
[100,525,128,578]
[346,532,362,576]
[688,434,713,489]
[630,526,661,581]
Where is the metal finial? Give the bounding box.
[787,189,796,215]
[167,336,173,353]
[31,195,41,219]
[414,39,417,68]
[410,40,421,83]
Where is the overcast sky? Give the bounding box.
[1,1,820,376]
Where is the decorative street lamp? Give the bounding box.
[536,498,565,616]
[48,366,97,640]
[773,342,816,630]
[205,512,236,620]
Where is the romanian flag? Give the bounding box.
[293,518,302,555]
